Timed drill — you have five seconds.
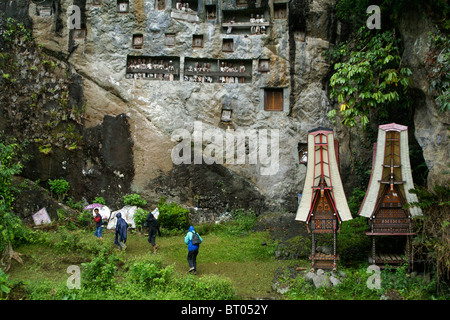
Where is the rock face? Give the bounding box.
[1,0,445,220]
[398,8,450,188]
[3,0,342,215]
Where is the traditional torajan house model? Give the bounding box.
[296,127,352,270]
[358,123,422,268]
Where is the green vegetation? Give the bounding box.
[409,185,450,285]
[326,27,412,129]
[0,18,85,156]
[48,179,70,202]
[1,3,449,301]
[157,197,190,231]
[123,193,148,207]
[0,136,446,300]
[2,213,275,300]
[93,196,106,205]
[326,0,449,129]
[133,208,149,230]
[2,208,448,300]
[0,135,31,266]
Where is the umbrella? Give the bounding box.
[83,203,104,210]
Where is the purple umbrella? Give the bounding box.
[83,203,105,210]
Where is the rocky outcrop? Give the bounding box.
[3,0,445,222]
[398,7,449,188]
[17,0,342,214]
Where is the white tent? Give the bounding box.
[107,206,138,229]
[92,206,111,221]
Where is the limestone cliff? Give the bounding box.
[0,0,446,220]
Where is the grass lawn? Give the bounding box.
[119,230,294,298]
[7,228,297,299]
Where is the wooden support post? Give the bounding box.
[333,221,337,271]
[311,232,315,270]
[372,235,376,264]
[407,235,413,272]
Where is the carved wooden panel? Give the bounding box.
[310,193,336,233]
[372,188,411,233]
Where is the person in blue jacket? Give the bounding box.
[114,212,128,250]
[184,226,203,275]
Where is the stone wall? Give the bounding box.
[17,0,343,213]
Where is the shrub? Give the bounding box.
[128,257,173,289]
[93,196,106,205]
[48,178,70,201]
[0,268,11,299]
[81,249,119,290]
[338,217,372,266]
[123,193,147,207]
[77,210,94,228]
[133,208,149,229]
[158,197,190,231]
[0,135,30,254]
[326,28,412,129]
[348,187,366,216]
[66,197,84,211]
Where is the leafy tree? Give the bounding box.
[0,135,29,271]
[326,28,412,129]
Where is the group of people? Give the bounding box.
[93,208,203,275]
[126,58,176,81]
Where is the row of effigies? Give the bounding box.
[250,14,267,34]
[183,75,243,83]
[126,73,175,80]
[226,14,267,35]
[185,61,246,73]
[174,1,195,13]
[296,124,422,271]
[127,58,176,71]
[183,75,213,83]
[186,62,212,73]
[126,58,177,80]
[184,61,246,83]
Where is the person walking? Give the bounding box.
[184,226,203,275]
[146,212,159,254]
[93,208,103,239]
[114,212,128,250]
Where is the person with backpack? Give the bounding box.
[146,212,160,254]
[184,226,203,275]
[93,208,103,239]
